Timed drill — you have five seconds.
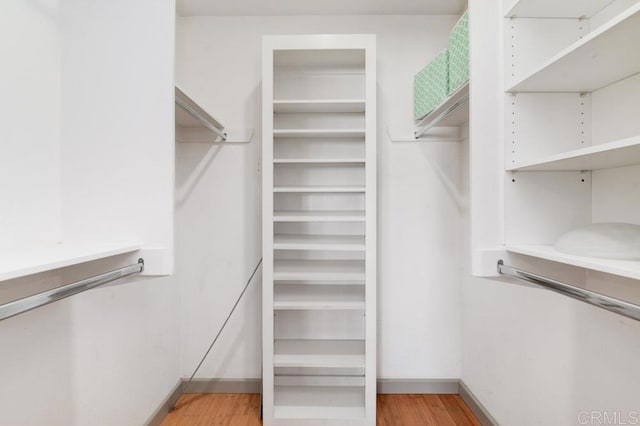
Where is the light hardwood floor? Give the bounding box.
[161,393,481,425]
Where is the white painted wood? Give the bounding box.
[504,19,586,90]
[274,186,366,193]
[507,4,640,92]
[507,135,640,171]
[264,35,376,425]
[274,129,366,139]
[506,245,640,280]
[274,100,366,114]
[275,376,366,387]
[262,36,276,425]
[274,158,366,164]
[0,242,142,282]
[274,235,365,251]
[415,82,469,128]
[505,0,613,18]
[274,260,365,281]
[504,93,590,167]
[274,406,365,420]
[504,172,592,245]
[274,340,365,368]
[273,211,366,222]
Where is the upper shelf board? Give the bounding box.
[507,4,640,92]
[0,242,142,282]
[507,135,640,171]
[274,48,365,70]
[504,0,613,18]
[507,245,640,280]
[175,85,224,131]
[273,99,366,113]
[414,82,469,134]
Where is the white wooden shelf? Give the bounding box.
[505,0,613,18]
[275,376,365,387]
[274,129,366,139]
[274,235,365,251]
[273,158,366,164]
[415,82,469,130]
[274,340,365,369]
[0,242,142,282]
[273,210,366,222]
[274,185,365,193]
[274,99,366,113]
[274,406,365,420]
[274,260,365,281]
[507,245,640,280]
[507,5,640,92]
[507,135,640,171]
[274,300,365,310]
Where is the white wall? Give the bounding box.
[0,0,61,248]
[0,1,180,425]
[175,15,464,380]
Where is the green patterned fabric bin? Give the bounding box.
[448,10,469,94]
[414,49,449,120]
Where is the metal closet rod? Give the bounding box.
[497,260,640,322]
[0,259,144,322]
[414,94,469,139]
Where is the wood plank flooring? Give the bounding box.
[161,393,480,425]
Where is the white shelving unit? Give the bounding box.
[497,0,640,281]
[263,35,376,425]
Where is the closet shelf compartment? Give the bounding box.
[0,242,142,282]
[504,0,613,18]
[415,82,469,133]
[507,135,640,171]
[274,406,365,420]
[507,245,640,280]
[274,235,366,251]
[273,158,366,164]
[273,99,366,113]
[507,4,640,93]
[274,260,365,281]
[273,210,366,222]
[274,340,365,369]
[274,129,366,139]
[274,185,365,193]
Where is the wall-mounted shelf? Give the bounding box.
[507,5,640,92]
[274,405,365,420]
[274,185,365,193]
[273,260,365,281]
[274,129,366,139]
[412,82,469,140]
[504,0,612,18]
[274,340,365,369]
[273,210,366,222]
[507,245,640,281]
[274,99,366,113]
[274,158,366,164]
[0,242,142,282]
[274,235,365,251]
[175,85,253,143]
[507,135,640,171]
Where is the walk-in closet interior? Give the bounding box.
[1,0,639,425]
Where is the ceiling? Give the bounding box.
[177,0,467,16]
